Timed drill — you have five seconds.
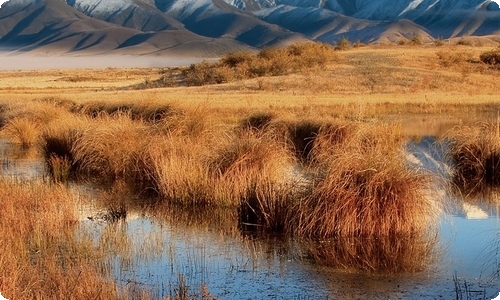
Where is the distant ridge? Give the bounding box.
[0,0,499,56]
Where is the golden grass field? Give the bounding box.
[0,44,498,105]
[0,42,499,299]
[1,43,499,133]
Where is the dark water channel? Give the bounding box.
[1,138,500,299]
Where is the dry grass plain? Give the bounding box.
[0,45,497,99]
[1,43,499,135]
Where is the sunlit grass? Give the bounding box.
[296,123,439,238]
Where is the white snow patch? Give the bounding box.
[425,0,440,12]
[492,292,500,300]
[399,0,425,17]
[73,0,133,15]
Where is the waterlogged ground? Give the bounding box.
[1,138,500,299]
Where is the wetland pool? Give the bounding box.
[1,138,500,299]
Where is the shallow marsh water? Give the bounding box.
[1,138,500,299]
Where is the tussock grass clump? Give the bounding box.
[41,113,149,183]
[210,132,293,198]
[398,36,423,46]
[71,113,148,181]
[335,37,351,51]
[0,100,75,148]
[0,179,118,299]
[239,180,296,233]
[434,37,446,46]
[153,105,211,138]
[447,123,500,194]
[139,135,214,205]
[1,118,39,148]
[4,100,70,126]
[309,121,356,162]
[183,61,235,86]
[210,132,297,231]
[36,96,76,111]
[296,123,437,239]
[286,120,354,163]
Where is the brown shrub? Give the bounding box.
[177,42,337,86]
[480,50,500,67]
[436,50,474,67]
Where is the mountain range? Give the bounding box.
[0,0,499,56]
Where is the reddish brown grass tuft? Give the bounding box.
[296,123,438,239]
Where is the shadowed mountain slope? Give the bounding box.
[228,0,500,39]
[0,0,142,52]
[0,0,253,55]
[0,0,499,55]
[254,6,433,43]
[67,0,307,48]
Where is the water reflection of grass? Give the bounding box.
[304,234,438,273]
